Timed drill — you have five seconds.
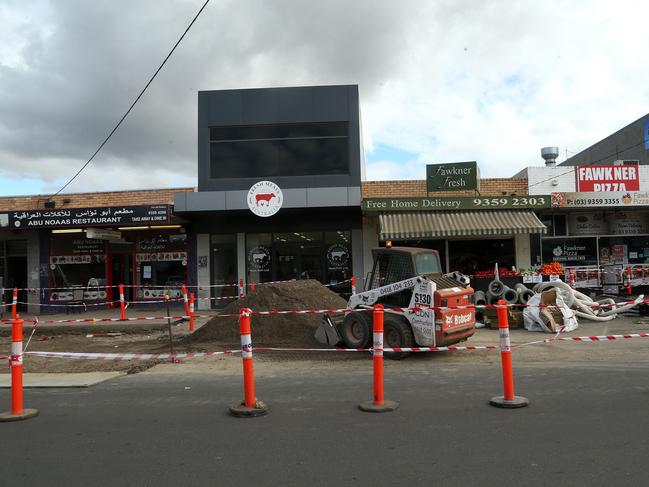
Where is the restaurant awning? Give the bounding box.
[378,210,547,240]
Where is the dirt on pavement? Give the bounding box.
[190,279,348,348]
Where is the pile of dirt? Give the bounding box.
[191,280,347,348]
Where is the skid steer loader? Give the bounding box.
[316,247,476,351]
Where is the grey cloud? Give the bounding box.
[0,0,423,192]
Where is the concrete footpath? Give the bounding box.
[1,357,648,487]
[0,372,124,388]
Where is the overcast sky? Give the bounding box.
[1,0,648,196]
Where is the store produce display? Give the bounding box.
[540,262,564,276]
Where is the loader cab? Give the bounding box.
[368,247,443,307]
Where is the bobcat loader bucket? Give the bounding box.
[315,314,342,346]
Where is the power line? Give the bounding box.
[527,137,648,189]
[49,0,211,199]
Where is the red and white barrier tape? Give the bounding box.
[545,333,649,343]
[12,332,649,363]
[0,315,194,325]
[7,277,355,293]
[22,344,497,361]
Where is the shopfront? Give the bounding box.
[524,161,649,290]
[46,230,189,303]
[175,85,365,309]
[1,203,189,308]
[362,195,548,277]
[538,205,649,289]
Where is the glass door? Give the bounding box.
[211,235,237,307]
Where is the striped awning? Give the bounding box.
[378,210,547,240]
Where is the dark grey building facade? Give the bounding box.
[562,113,649,166]
[175,85,365,308]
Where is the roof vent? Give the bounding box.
[541,147,559,166]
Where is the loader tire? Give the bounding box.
[384,315,414,359]
[341,312,372,349]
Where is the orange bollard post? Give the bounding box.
[250,279,256,292]
[626,266,632,295]
[181,284,190,317]
[360,305,398,412]
[490,300,528,408]
[568,269,576,289]
[0,315,39,421]
[351,276,357,295]
[189,292,195,332]
[11,288,18,320]
[230,308,268,417]
[239,278,245,298]
[118,284,126,321]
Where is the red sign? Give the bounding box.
[576,165,640,192]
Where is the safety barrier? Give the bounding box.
[0,316,39,422]
[2,294,647,325]
[489,300,528,408]
[359,304,398,412]
[4,296,649,421]
[229,308,268,417]
[4,277,354,293]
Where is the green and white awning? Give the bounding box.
[378,210,547,240]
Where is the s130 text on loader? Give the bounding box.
[316,247,476,354]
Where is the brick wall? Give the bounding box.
[361,178,528,198]
[0,187,194,211]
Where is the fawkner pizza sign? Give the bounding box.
[576,165,640,192]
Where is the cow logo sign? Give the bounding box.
[247,181,283,217]
[326,244,350,269]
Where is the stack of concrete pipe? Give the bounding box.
[485,279,531,305]
[474,278,536,323]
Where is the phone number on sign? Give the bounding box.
[566,198,619,205]
[472,197,547,207]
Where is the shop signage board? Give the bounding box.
[542,238,598,265]
[86,228,122,240]
[363,195,552,211]
[3,205,171,229]
[426,162,479,192]
[567,213,608,236]
[247,181,283,217]
[575,165,640,192]
[552,192,649,208]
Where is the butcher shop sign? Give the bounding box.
[247,181,283,217]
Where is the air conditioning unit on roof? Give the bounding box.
[613,160,639,166]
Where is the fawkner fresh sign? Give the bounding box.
[576,165,639,192]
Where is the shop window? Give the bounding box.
[554,215,567,236]
[49,256,107,302]
[212,234,238,304]
[246,233,273,283]
[449,238,515,275]
[49,237,107,302]
[246,231,353,285]
[210,122,348,141]
[599,236,649,265]
[324,231,352,286]
[135,234,188,300]
[541,237,598,266]
[209,121,350,179]
[210,138,349,178]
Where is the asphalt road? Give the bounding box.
[1,355,649,487]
